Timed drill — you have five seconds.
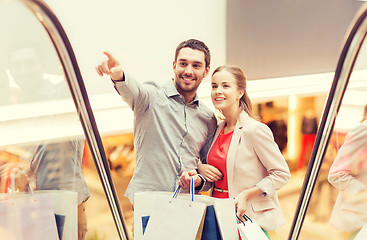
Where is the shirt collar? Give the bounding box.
[164,79,199,106]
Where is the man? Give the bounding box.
[96,39,217,204]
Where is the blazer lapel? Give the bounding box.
[226,112,248,197]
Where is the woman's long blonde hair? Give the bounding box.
[212,65,254,118]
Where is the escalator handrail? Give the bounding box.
[288,3,367,240]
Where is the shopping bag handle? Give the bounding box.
[236,214,253,226]
[171,176,194,202]
[10,173,35,203]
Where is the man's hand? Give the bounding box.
[12,167,29,192]
[95,51,124,81]
[197,163,223,182]
[178,170,202,190]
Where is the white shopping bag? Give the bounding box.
[237,215,269,240]
[355,222,367,240]
[213,197,238,240]
[35,190,78,240]
[142,177,206,240]
[0,190,78,240]
[134,187,238,240]
[142,194,206,240]
[0,193,59,240]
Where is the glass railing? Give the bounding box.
[0,0,128,239]
[2,1,367,240]
[289,3,367,240]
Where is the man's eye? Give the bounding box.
[211,85,218,89]
[180,63,186,66]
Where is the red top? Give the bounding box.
[207,128,234,198]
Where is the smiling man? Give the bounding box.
[96,39,217,204]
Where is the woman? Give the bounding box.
[198,65,291,238]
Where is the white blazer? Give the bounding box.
[328,120,367,232]
[208,111,291,231]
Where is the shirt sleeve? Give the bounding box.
[196,174,213,192]
[200,115,217,163]
[250,123,291,197]
[113,73,151,113]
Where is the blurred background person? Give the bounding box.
[9,42,68,103]
[328,104,367,240]
[298,108,318,170]
[9,42,90,240]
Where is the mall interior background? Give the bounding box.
[1,0,367,239]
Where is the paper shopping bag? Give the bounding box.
[135,191,238,239]
[142,204,223,240]
[212,197,238,239]
[201,205,222,240]
[142,194,206,240]
[36,190,78,240]
[0,190,78,240]
[0,193,59,240]
[237,215,269,240]
[142,178,206,240]
[189,195,237,240]
[55,213,66,240]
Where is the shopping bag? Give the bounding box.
[55,213,66,240]
[36,190,78,240]
[212,197,238,239]
[142,215,150,234]
[237,215,269,240]
[0,192,59,240]
[201,205,222,240]
[134,188,238,240]
[142,204,222,239]
[142,177,206,240]
[0,190,78,240]
[355,222,367,240]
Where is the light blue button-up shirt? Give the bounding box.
[113,74,217,204]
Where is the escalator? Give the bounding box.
[289,3,367,240]
[0,0,128,239]
[1,0,367,240]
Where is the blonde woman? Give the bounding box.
[198,65,291,239]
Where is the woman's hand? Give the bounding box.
[234,186,263,221]
[234,191,249,221]
[197,163,223,182]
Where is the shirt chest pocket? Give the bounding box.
[156,98,180,113]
